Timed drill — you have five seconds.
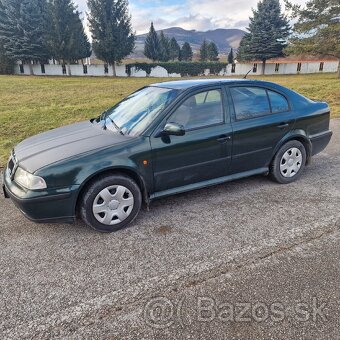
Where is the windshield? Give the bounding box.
[101,86,179,136]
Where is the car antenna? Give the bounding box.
[243,69,252,79]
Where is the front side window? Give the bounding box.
[168,89,224,130]
[230,87,271,120]
[103,86,179,136]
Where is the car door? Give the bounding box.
[150,87,232,193]
[227,85,296,174]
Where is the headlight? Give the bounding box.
[14,167,47,190]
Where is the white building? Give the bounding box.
[14,59,339,77]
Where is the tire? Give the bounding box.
[80,174,142,232]
[270,140,306,184]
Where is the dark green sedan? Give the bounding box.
[2,79,333,232]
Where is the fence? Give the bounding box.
[14,61,338,77]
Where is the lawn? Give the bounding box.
[0,73,339,167]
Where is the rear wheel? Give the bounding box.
[270,140,306,184]
[80,174,142,232]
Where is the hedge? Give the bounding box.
[125,61,228,77]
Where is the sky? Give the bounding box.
[74,0,307,34]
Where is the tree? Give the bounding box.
[88,0,135,76]
[0,44,13,74]
[46,0,91,76]
[199,39,209,61]
[180,42,193,61]
[237,0,290,74]
[284,0,340,78]
[207,42,219,61]
[228,48,234,64]
[169,37,180,61]
[144,22,159,61]
[72,16,92,64]
[0,0,13,74]
[0,0,50,75]
[158,31,170,62]
[0,0,8,45]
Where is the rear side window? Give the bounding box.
[230,86,290,120]
[267,90,289,113]
[230,87,270,120]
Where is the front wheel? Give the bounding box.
[270,140,306,184]
[80,174,142,232]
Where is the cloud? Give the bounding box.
[74,0,309,34]
[188,0,256,27]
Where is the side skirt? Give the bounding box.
[150,167,269,201]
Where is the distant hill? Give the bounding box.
[132,27,245,58]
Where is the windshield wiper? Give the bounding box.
[99,110,108,129]
[99,111,123,135]
[107,116,124,135]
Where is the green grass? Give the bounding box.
[0,73,339,167]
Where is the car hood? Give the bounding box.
[14,120,130,173]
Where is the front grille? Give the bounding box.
[8,157,14,173]
[7,151,17,178]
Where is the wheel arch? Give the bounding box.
[74,167,150,216]
[272,130,312,165]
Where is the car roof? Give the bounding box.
[150,78,311,105]
[151,78,274,90]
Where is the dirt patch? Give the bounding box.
[155,225,173,235]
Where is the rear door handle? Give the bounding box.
[277,122,289,129]
[217,135,231,143]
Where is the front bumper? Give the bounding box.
[2,168,79,224]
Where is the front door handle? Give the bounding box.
[277,122,289,129]
[217,135,231,143]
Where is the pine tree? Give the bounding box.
[72,16,92,64]
[0,0,10,70]
[285,0,340,78]
[180,42,193,61]
[227,48,234,64]
[199,39,209,61]
[0,0,49,75]
[0,46,13,74]
[144,22,159,61]
[237,33,250,61]
[207,42,219,61]
[169,37,180,61]
[46,1,91,76]
[88,0,135,76]
[0,5,13,76]
[158,31,170,62]
[0,1,13,74]
[237,0,290,74]
[0,0,9,45]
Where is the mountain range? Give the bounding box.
[133,27,245,58]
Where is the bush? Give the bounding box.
[126,61,227,77]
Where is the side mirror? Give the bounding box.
[162,122,185,136]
